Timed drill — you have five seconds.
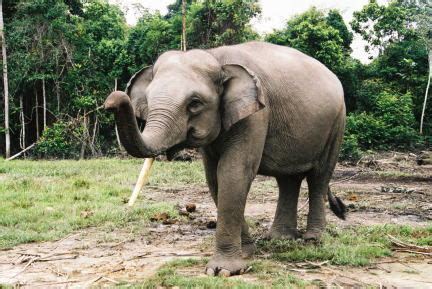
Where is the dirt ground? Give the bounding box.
[0,153,431,288]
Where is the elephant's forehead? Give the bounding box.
[155,50,221,79]
[148,72,215,99]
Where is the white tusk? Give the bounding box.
[128,158,155,207]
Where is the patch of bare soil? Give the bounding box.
[0,152,431,288]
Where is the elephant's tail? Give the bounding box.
[327,187,346,220]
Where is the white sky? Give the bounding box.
[109,0,390,63]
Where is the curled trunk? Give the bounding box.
[105,91,157,158]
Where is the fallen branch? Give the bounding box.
[29,279,81,287]
[102,276,119,284]
[6,143,36,161]
[394,249,432,256]
[12,252,79,277]
[387,234,432,255]
[330,172,360,185]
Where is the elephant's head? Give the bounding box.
[104,49,265,158]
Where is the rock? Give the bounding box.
[179,209,190,216]
[186,203,196,213]
[417,151,432,165]
[80,210,93,218]
[150,212,170,222]
[206,220,217,229]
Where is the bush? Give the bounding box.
[34,120,83,159]
[346,91,420,150]
[340,134,362,161]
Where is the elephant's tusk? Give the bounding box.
[128,158,155,207]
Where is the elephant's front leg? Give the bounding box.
[202,149,256,260]
[205,158,256,277]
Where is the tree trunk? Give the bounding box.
[42,77,47,130]
[80,112,87,160]
[420,50,431,135]
[0,0,10,158]
[181,0,187,52]
[35,86,39,139]
[91,115,98,156]
[19,94,25,150]
[56,81,60,112]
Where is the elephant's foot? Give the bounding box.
[267,227,300,240]
[303,228,324,241]
[205,255,248,277]
[241,241,256,258]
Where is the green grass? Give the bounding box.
[1,158,431,287]
[127,258,309,289]
[0,158,205,249]
[258,224,432,266]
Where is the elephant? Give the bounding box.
[104,41,346,277]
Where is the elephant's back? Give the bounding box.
[209,41,345,173]
[209,41,344,110]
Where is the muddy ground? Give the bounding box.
[0,153,431,288]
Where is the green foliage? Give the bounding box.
[266,7,345,68]
[34,120,83,158]
[126,0,261,71]
[2,0,429,157]
[346,91,419,149]
[326,9,353,53]
[127,11,178,70]
[340,134,362,161]
[351,0,414,53]
[186,0,261,48]
[350,0,431,135]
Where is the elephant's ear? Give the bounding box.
[126,65,153,121]
[221,64,265,131]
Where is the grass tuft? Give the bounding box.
[258,224,432,266]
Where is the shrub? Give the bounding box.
[34,120,83,159]
[340,134,362,161]
[346,91,420,150]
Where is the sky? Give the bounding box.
[109,0,390,63]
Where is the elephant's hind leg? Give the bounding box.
[304,175,328,240]
[268,175,303,240]
[304,110,345,241]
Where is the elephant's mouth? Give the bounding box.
[166,142,189,161]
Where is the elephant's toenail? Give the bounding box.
[219,269,231,277]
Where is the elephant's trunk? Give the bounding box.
[104,91,159,158]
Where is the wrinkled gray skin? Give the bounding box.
[105,42,346,277]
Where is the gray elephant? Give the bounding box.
[105,41,346,276]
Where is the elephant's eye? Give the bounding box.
[188,97,204,114]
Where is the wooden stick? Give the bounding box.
[6,143,36,161]
[128,158,154,206]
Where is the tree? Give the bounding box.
[266,8,345,69]
[0,0,10,158]
[351,0,414,55]
[127,11,178,69]
[181,0,187,51]
[186,0,261,49]
[403,0,432,134]
[351,0,431,134]
[326,9,353,54]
